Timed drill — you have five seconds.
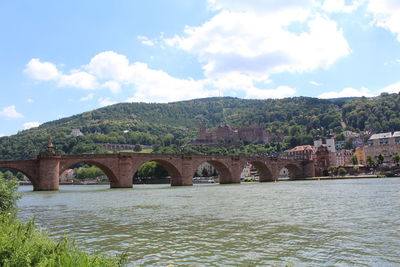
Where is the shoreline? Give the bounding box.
[18,175,399,186]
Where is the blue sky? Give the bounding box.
[1,0,400,136]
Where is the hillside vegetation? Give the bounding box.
[0,93,399,160]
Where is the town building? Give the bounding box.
[363,132,400,166]
[335,149,353,166]
[282,145,313,160]
[68,128,84,137]
[314,146,331,175]
[343,130,360,138]
[354,146,365,165]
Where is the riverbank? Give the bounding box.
[19,174,397,186]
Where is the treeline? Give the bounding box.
[0,93,399,160]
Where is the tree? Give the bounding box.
[377,153,384,166]
[351,155,358,166]
[74,166,104,179]
[338,167,346,176]
[3,170,15,180]
[327,166,337,176]
[393,152,400,166]
[366,155,375,168]
[0,175,20,215]
[133,144,142,152]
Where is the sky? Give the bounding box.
[1,0,400,136]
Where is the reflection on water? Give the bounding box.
[18,179,400,266]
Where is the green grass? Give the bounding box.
[0,215,126,267]
[0,177,126,266]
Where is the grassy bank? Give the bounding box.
[0,177,126,266]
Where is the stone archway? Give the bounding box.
[284,163,303,179]
[247,161,274,182]
[0,166,38,188]
[59,159,118,185]
[192,160,234,184]
[132,159,184,186]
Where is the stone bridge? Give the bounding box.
[0,152,314,191]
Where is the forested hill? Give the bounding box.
[0,93,399,160]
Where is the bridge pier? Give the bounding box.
[171,175,193,186]
[111,156,134,188]
[220,159,241,184]
[36,155,61,191]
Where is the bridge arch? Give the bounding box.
[192,159,233,184]
[59,159,118,184]
[0,166,38,188]
[283,163,303,179]
[246,160,274,182]
[132,158,184,185]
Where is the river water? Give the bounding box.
[18,178,400,266]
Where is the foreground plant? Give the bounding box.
[0,176,126,266]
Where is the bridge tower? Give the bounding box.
[35,138,61,191]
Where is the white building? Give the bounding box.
[69,128,84,137]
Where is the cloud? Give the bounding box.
[23,121,41,130]
[79,93,94,101]
[137,35,155,46]
[58,71,98,90]
[26,98,34,103]
[25,58,98,90]
[207,0,313,13]
[165,8,350,81]
[25,58,60,81]
[98,97,116,107]
[368,0,400,42]
[245,85,296,99]
[321,0,363,13]
[102,80,121,94]
[84,51,217,102]
[0,133,4,137]
[318,87,374,98]
[85,51,132,81]
[0,105,24,119]
[309,80,322,86]
[379,81,400,94]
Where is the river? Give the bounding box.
[18,178,400,266]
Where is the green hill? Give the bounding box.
[0,93,399,160]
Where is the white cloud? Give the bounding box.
[207,0,313,13]
[26,98,34,103]
[85,51,132,81]
[379,81,400,94]
[98,97,116,107]
[0,105,24,119]
[137,35,155,46]
[58,71,98,90]
[166,9,350,81]
[318,87,374,98]
[368,0,400,42]
[23,121,41,130]
[0,133,4,137]
[245,85,296,99]
[321,0,363,13]
[26,58,98,90]
[102,80,121,94]
[125,62,217,103]
[79,93,94,101]
[310,80,322,86]
[25,58,60,81]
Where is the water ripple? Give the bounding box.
[18,178,400,266]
